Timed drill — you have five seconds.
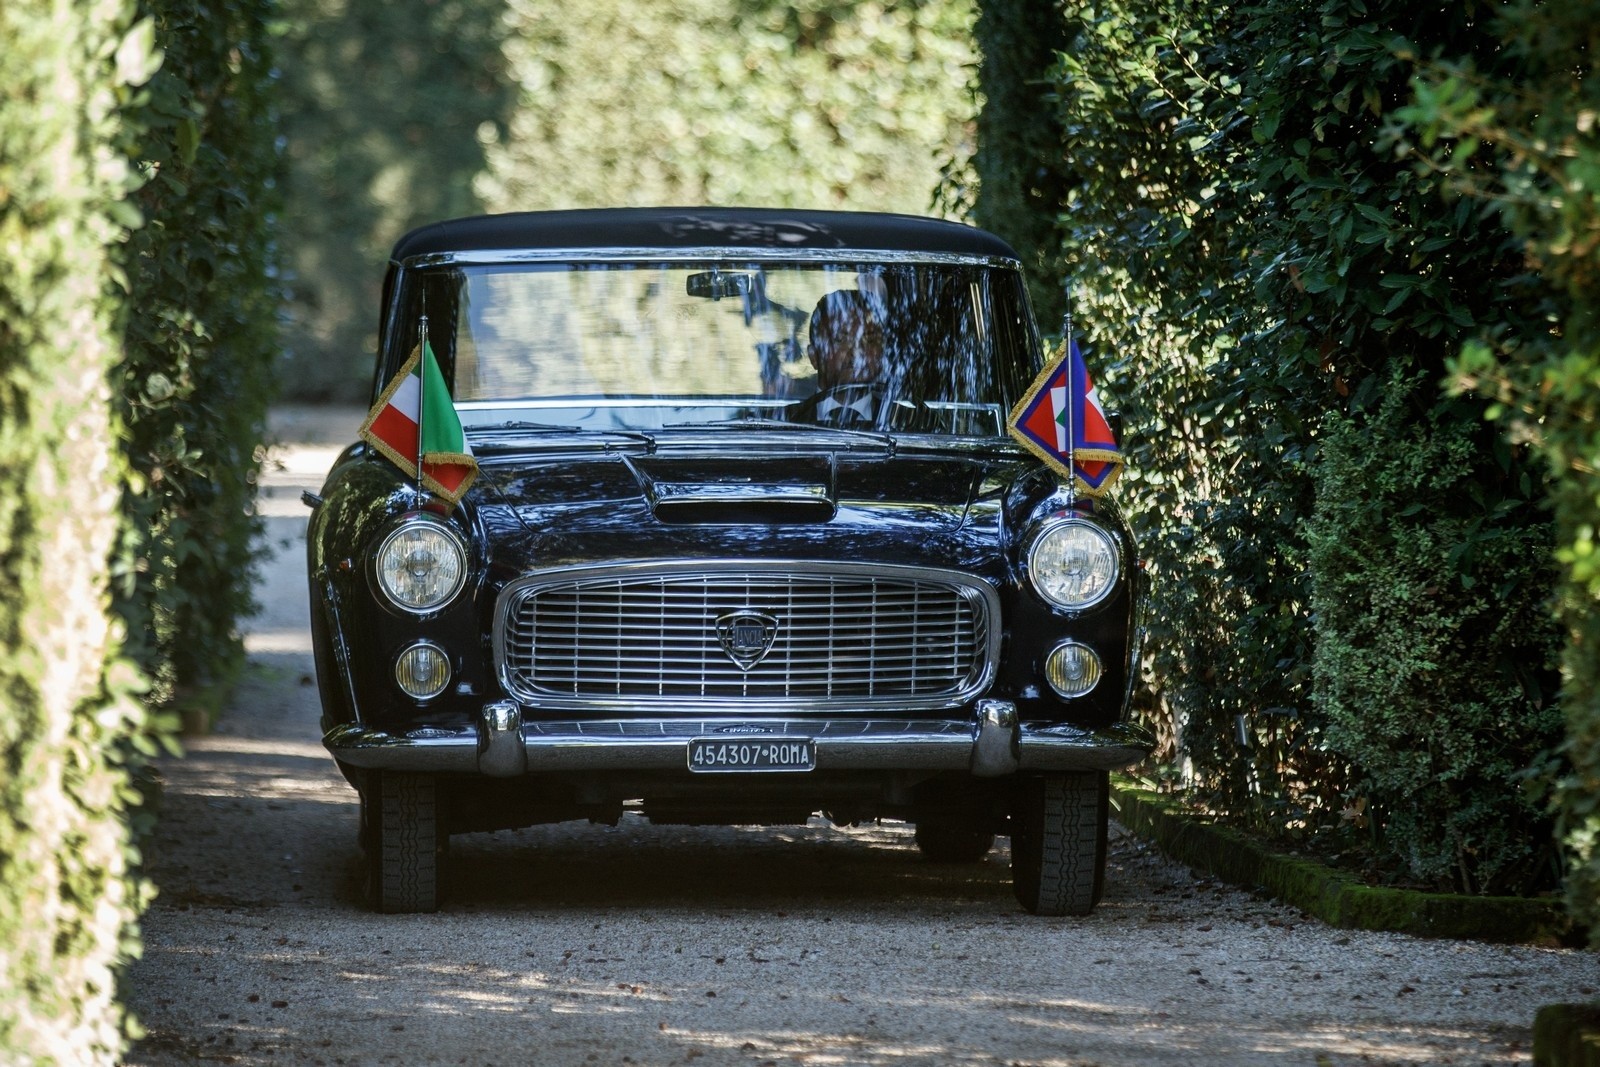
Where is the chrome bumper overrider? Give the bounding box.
[322,700,1151,778]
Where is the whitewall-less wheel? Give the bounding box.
[1010,770,1108,916]
[365,771,447,914]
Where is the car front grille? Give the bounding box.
[494,561,999,711]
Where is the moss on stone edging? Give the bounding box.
[1534,1004,1600,1067]
[1110,780,1578,946]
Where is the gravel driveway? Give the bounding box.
[119,407,1600,1067]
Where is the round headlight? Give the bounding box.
[1045,641,1103,699]
[1026,518,1119,611]
[395,642,451,700]
[375,517,467,613]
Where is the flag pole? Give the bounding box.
[1061,288,1077,505]
[416,314,429,502]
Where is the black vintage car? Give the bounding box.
[306,207,1151,915]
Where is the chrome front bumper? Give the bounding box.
[323,700,1151,778]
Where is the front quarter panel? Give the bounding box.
[997,469,1140,730]
[307,448,494,736]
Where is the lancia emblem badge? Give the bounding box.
[716,611,779,671]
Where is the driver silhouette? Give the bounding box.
[798,290,889,427]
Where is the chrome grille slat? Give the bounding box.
[494,562,997,710]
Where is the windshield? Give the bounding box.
[386,259,1042,437]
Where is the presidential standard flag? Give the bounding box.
[359,339,479,505]
[1008,338,1124,497]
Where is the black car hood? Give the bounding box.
[464,437,1050,576]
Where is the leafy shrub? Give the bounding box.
[1307,370,1562,893]
[115,0,283,709]
[0,4,155,1062]
[1393,0,1600,932]
[962,0,1566,891]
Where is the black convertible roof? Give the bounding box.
[390,207,1020,263]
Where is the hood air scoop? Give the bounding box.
[651,482,836,525]
[632,455,838,525]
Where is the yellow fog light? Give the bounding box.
[1045,641,1102,699]
[395,642,451,701]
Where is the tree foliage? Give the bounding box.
[1393,0,1600,932]
[274,0,518,401]
[965,0,1566,893]
[481,0,975,215]
[0,3,153,1061]
[274,0,979,401]
[967,0,1069,324]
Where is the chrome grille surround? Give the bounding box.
[493,560,1001,712]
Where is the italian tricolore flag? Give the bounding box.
[359,340,479,504]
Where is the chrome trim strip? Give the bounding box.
[651,483,833,504]
[490,560,1002,713]
[319,574,365,726]
[400,249,1022,269]
[322,715,1152,774]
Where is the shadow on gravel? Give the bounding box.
[430,820,1021,914]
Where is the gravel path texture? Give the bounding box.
[119,407,1600,1067]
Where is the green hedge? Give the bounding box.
[115,0,283,713]
[1394,0,1600,938]
[965,0,1567,894]
[1307,372,1563,893]
[0,3,154,1062]
[0,0,282,1057]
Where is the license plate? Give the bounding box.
[687,737,815,773]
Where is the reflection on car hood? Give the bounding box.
[467,437,1044,575]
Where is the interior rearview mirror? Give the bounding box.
[685,270,755,301]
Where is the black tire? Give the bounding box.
[364,771,446,913]
[914,817,995,863]
[1010,770,1109,916]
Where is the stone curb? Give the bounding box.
[1110,780,1577,946]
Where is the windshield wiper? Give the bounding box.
[665,417,897,449]
[470,421,657,450]
[666,417,797,430]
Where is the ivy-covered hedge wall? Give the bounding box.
[2,0,282,1057]
[115,0,283,711]
[0,3,154,1062]
[1395,0,1600,934]
[962,0,1567,895]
